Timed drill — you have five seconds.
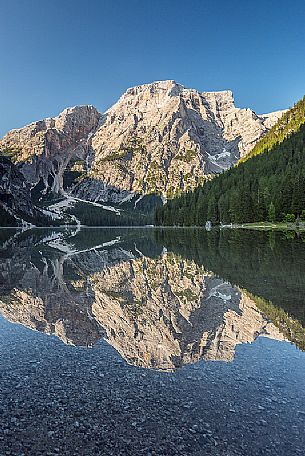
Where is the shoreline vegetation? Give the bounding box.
[1,222,305,234]
[222,221,305,232]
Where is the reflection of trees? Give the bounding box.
[246,290,305,351]
[155,228,305,326]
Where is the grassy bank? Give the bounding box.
[229,221,305,232]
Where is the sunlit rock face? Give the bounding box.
[0,81,285,203]
[70,81,286,200]
[0,106,100,195]
[0,231,284,369]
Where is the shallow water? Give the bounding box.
[0,227,305,455]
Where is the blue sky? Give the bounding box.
[1,0,304,135]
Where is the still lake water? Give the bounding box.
[0,227,305,455]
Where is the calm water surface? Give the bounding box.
[0,227,305,455]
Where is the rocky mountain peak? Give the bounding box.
[84,81,285,201]
[123,79,182,97]
[0,81,287,205]
[53,105,100,133]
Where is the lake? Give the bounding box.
[0,227,305,455]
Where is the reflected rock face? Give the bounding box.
[90,254,284,369]
[0,256,103,347]
[0,231,105,346]
[0,230,284,370]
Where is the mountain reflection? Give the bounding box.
[0,227,303,370]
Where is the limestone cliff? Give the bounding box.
[0,106,100,195]
[0,81,285,204]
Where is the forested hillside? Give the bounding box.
[156,98,305,226]
[240,95,305,162]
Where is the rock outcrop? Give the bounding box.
[0,81,286,204]
[0,106,100,195]
[0,156,50,225]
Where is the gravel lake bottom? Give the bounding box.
[1,317,305,456]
